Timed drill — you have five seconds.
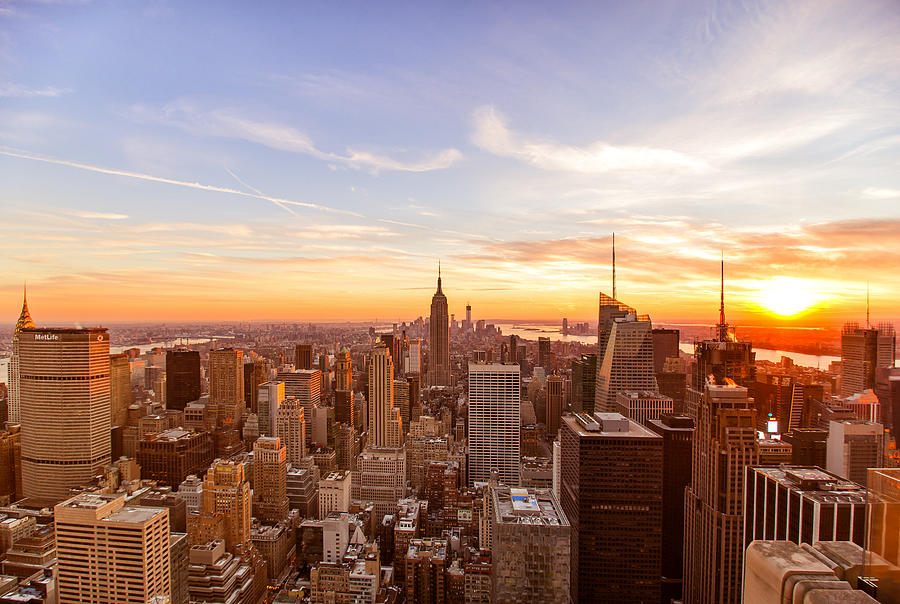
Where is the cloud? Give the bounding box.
[862,187,900,200]
[0,146,362,217]
[67,210,129,220]
[0,83,71,98]
[471,105,708,173]
[134,101,463,173]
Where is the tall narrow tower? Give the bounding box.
[8,285,35,425]
[427,264,451,387]
[368,342,403,447]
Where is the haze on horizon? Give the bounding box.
[1,0,899,327]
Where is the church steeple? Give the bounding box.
[15,283,35,336]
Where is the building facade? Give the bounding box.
[468,363,521,486]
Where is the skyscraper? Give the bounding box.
[647,413,694,603]
[276,368,322,448]
[841,322,896,397]
[8,287,34,425]
[468,362,521,486]
[594,313,658,413]
[19,327,112,502]
[545,374,564,436]
[571,354,596,413]
[368,343,403,448]
[209,348,245,425]
[538,337,551,370]
[743,466,868,549]
[490,487,570,603]
[427,266,451,387]
[257,381,285,437]
[408,339,422,375]
[275,398,306,465]
[201,460,251,554]
[651,328,680,374]
[334,347,352,392]
[683,380,758,604]
[559,412,663,603]
[109,353,131,427]
[295,344,314,370]
[166,349,201,411]
[55,493,171,603]
[243,358,267,414]
[826,419,884,486]
[252,437,289,524]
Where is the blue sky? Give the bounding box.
[1,0,899,323]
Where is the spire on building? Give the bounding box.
[716,254,729,342]
[612,233,616,302]
[15,282,35,336]
[437,260,442,294]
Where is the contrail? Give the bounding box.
[225,166,295,215]
[0,147,362,217]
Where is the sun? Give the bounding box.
[756,277,825,317]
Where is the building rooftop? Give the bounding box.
[104,506,166,524]
[144,428,192,441]
[492,487,568,527]
[751,466,867,504]
[566,412,661,439]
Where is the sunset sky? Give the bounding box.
[1,0,899,325]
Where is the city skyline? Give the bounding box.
[1,1,899,324]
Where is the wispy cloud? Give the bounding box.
[0,147,362,217]
[471,105,708,173]
[0,82,71,98]
[862,187,900,199]
[133,101,462,173]
[67,210,129,220]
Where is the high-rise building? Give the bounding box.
[201,460,251,554]
[243,359,267,414]
[875,366,900,435]
[166,349,201,411]
[594,313,658,413]
[109,353,131,427]
[427,266,451,387]
[490,487,570,603]
[253,437,289,524]
[408,339,422,375]
[538,337,551,370]
[559,412,663,603]
[275,398,306,465]
[137,428,214,487]
[209,348,245,425]
[276,369,321,448]
[353,447,406,522]
[334,389,354,426]
[826,419,884,487]
[286,457,320,518]
[404,538,448,603]
[468,363,521,486]
[651,328,680,374]
[55,493,171,603]
[257,381,285,437]
[683,380,758,604]
[186,540,256,603]
[744,466,868,549]
[295,344,314,370]
[783,428,828,467]
[8,287,34,425]
[571,354,596,414]
[19,327,112,502]
[615,390,673,427]
[841,322,896,397]
[368,343,403,448]
[335,347,352,392]
[318,470,352,519]
[465,302,472,331]
[647,413,694,604]
[545,374,564,436]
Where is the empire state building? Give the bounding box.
[427,266,451,387]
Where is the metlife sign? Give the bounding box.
[34,333,61,341]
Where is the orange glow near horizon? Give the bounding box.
[753,277,829,318]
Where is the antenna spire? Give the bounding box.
[436,260,443,294]
[866,281,870,329]
[717,252,728,341]
[612,233,616,301]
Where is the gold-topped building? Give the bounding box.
[8,286,35,425]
